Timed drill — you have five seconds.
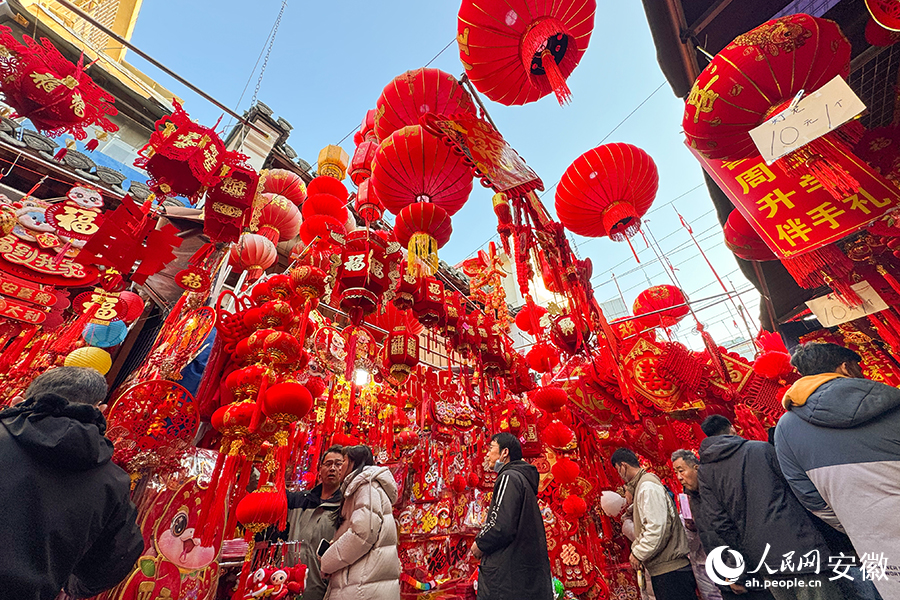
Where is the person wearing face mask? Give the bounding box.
[471,432,552,600]
[285,445,345,600]
[776,342,900,598]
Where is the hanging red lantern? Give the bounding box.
[562,494,587,520]
[555,143,658,240]
[258,300,295,330]
[355,109,377,145]
[412,276,445,328]
[262,381,313,422]
[343,325,378,381]
[393,270,419,311]
[0,27,118,139]
[633,285,689,330]
[353,179,384,225]
[336,231,393,325]
[543,420,575,449]
[384,325,419,384]
[525,343,559,373]
[300,177,350,247]
[119,291,144,324]
[374,68,476,141]
[393,202,453,276]
[257,193,301,245]
[290,266,327,307]
[457,0,597,105]
[395,429,418,450]
[236,484,287,532]
[530,386,567,413]
[723,210,777,262]
[443,290,466,339]
[261,168,307,206]
[372,125,473,217]
[865,16,900,46]
[230,233,278,280]
[515,303,548,336]
[350,140,379,185]
[550,313,591,354]
[867,0,900,31]
[552,457,580,485]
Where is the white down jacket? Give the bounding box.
[321,466,400,600]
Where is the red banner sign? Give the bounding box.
[688,141,900,258]
[0,296,46,324]
[0,276,57,307]
[0,234,98,287]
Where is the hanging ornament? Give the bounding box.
[256,193,301,246]
[353,179,384,225]
[260,168,307,206]
[633,285,689,330]
[350,140,378,185]
[393,203,453,276]
[723,210,777,261]
[230,233,277,281]
[374,68,476,141]
[384,325,420,384]
[318,145,350,180]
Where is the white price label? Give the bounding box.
[805,281,887,327]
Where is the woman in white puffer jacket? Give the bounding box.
[320,445,400,600]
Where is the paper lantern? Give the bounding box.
[555,143,658,240]
[393,270,419,311]
[204,164,259,244]
[83,320,128,348]
[307,176,349,202]
[372,125,473,217]
[385,325,419,384]
[723,210,777,261]
[318,145,350,180]
[683,13,850,160]
[236,485,287,531]
[865,16,900,46]
[336,232,393,325]
[355,109,377,145]
[526,343,559,373]
[230,233,277,280]
[412,276,445,328]
[261,168,307,206]
[633,285,689,329]
[866,0,900,32]
[374,68,476,141]
[551,457,580,484]
[354,179,384,224]
[562,494,587,520]
[395,429,418,450]
[393,203,453,276]
[257,193,301,244]
[531,386,567,412]
[515,303,547,335]
[550,313,591,354]
[0,26,117,139]
[262,381,313,421]
[119,291,144,323]
[350,140,378,185]
[543,420,574,449]
[457,0,597,105]
[64,346,112,374]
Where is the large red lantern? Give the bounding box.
[371,125,473,217]
[374,68,476,142]
[457,0,597,105]
[555,143,658,240]
[262,381,313,422]
[633,285,690,330]
[260,168,307,206]
[257,193,301,245]
[393,203,453,276]
[683,13,850,161]
[0,27,118,139]
[230,233,277,280]
[724,210,776,262]
[300,177,349,247]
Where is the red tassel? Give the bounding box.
[50,304,99,355]
[782,245,862,307]
[877,264,900,297]
[541,49,571,105]
[868,313,900,355]
[85,139,99,152]
[53,147,68,162]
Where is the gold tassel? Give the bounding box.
[408,232,439,276]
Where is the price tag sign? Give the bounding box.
[806,281,887,327]
[749,75,866,165]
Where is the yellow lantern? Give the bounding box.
[318,145,349,180]
[64,346,112,375]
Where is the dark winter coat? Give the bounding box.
[0,394,143,599]
[697,435,829,578]
[286,484,343,600]
[776,375,900,597]
[476,460,552,600]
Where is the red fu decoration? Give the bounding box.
[555,143,659,243]
[457,0,597,105]
[0,26,118,139]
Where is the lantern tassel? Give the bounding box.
[408,232,439,276]
[541,49,571,106]
[782,245,862,307]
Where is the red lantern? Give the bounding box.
[393,203,453,276]
[230,233,277,280]
[396,429,418,450]
[633,285,689,330]
[236,485,287,530]
[119,291,144,323]
[0,27,118,139]
[226,365,268,402]
[550,313,591,354]
[257,193,301,245]
[867,0,900,31]
[350,140,378,185]
[457,0,596,106]
[724,210,776,262]
[300,177,350,247]
[353,179,384,225]
[515,303,548,335]
[531,386,567,412]
[372,125,473,217]
[562,494,587,520]
[393,270,419,311]
[259,300,294,330]
[261,169,307,206]
[865,16,900,46]
[374,68,476,141]
[526,343,559,373]
[555,143,658,240]
[543,420,574,449]
[262,381,313,421]
[343,325,378,381]
[443,290,466,338]
[412,276,445,328]
[552,457,580,485]
[336,232,392,325]
[204,163,259,244]
[385,325,419,384]
[354,109,377,145]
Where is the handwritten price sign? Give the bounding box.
[749,75,866,165]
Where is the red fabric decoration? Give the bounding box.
[633,284,689,329]
[555,143,658,241]
[449,474,468,494]
[236,485,287,530]
[372,125,473,217]
[551,457,580,484]
[531,386,567,412]
[525,343,559,373]
[262,382,312,420]
[0,26,118,139]
[412,276,445,329]
[543,420,574,449]
[374,68,476,141]
[384,325,420,384]
[515,303,547,335]
[457,0,597,105]
[562,494,587,520]
[393,203,453,276]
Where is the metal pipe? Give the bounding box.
[51,0,269,138]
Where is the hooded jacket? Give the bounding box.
[321,466,400,600]
[630,470,690,577]
[287,484,343,600]
[0,394,143,599]
[776,375,900,597]
[698,435,829,577]
[475,460,552,600]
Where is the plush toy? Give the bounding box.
[270,565,307,600]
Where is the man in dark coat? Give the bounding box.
[697,415,844,600]
[472,432,552,600]
[0,367,144,599]
[777,342,900,598]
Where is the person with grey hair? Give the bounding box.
[0,367,143,599]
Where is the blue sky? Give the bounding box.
[126,1,760,348]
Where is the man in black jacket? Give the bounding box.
[0,367,144,599]
[472,432,552,600]
[698,415,845,600]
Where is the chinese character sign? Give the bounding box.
[689,144,900,258]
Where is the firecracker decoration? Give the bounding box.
[462,241,512,331]
[0,26,118,139]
